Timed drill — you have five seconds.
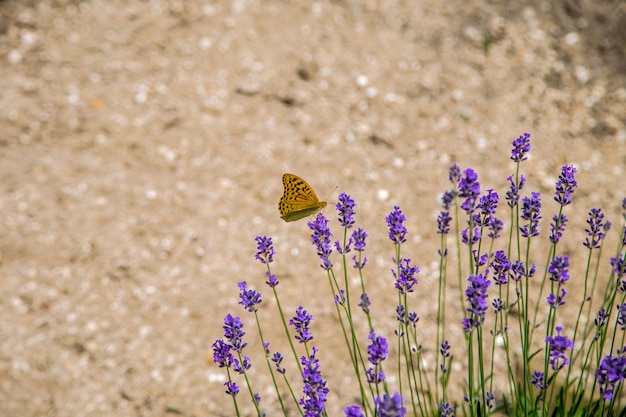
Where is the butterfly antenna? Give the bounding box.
[325,185,338,202]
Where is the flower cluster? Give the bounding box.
[462,274,491,332]
[520,192,542,237]
[545,326,574,371]
[300,347,329,416]
[212,132,626,417]
[393,258,420,294]
[309,214,333,270]
[386,205,407,244]
[596,349,626,400]
[510,132,531,162]
[458,168,481,214]
[290,306,314,344]
[554,165,578,206]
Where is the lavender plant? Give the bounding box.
[212,133,626,416]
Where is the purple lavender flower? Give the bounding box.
[254,235,275,264]
[462,274,491,332]
[486,391,495,409]
[442,190,455,210]
[510,132,531,162]
[487,217,504,239]
[545,326,574,371]
[440,402,455,417]
[367,331,389,366]
[223,314,247,353]
[505,174,526,208]
[272,352,286,374]
[396,305,408,326]
[265,271,279,288]
[530,370,546,390]
[583,208,606,249]
[375,392,406,417]
[386,206,407,244]
[449,163,461,184]
[478,189,499,222]
[336,192,356,228]
[546,257,569,308]
[440,340,451,358]
[510,260,525,282]
[461,227,481,245]
[476,252,488,267]
[520,192,542,237]
[617,304,626,330]
[549,213,568,244]
[596,351,626,400]
[359,293,371,314]
[491,250,510,285]
[238,281,262,312]
[308,213,333,270]
[612,255,626,278]
[458,168,481,214]
[300,346,329,416]
[334,289,346,306]
[393,258,419,294]
[548,256,570,284]
[366,367,385,384]
[351,227,368,251]
[334,239,350,255]
[351,227,368,268]
[437,211,452,235]
[224,381,239,397]
[290,306,314,344]
[408,311,419,327]
[554,165,578,206]
[233,355,251,374]
[547,287,568,309]
[344,405,365,417]
[212,339,234,368]
[509,260,537,282]
[595,309,609,330]
[493,298,505,313]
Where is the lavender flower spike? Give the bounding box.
[238,281,262,312]
[458,168,481,214]
[344,405,366,417]
[510,132,531,162]
[545,326,574,371]
[336,192,356,228]
[583,208,606,249]
[520,192,542,237]
[596,351,626,400]
[300,346,329,416]
[386,206,408,244]
[308,213,333,270]
[375,392,406,417]
[290,306,314,344]
[554,164,578,206]
[223,313,247,353]
[254,235,275,264]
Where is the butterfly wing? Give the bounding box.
[279,174,327,222]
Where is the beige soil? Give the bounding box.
[1,0,625,416]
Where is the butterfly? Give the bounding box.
[278,173,327,222]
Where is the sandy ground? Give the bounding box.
[1,0,625,416]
